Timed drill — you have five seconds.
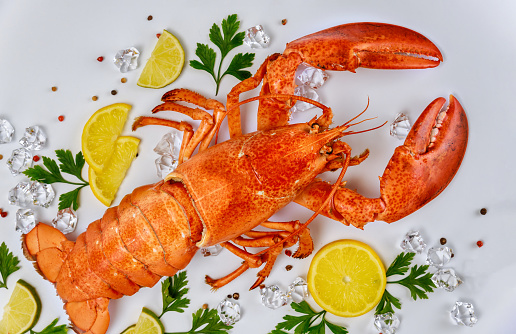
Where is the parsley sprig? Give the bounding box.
[270,301,348,334]
[30,318,69,334]
[0,242,21,289]
[160,271,191,317]
[375,252,436,315]
[190,14,255,95]
[23,149,89,210]
[166,308,233,334]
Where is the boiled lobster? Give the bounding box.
[22,22,468,334]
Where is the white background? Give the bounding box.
[0,0,515,333]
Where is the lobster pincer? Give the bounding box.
[227,22,443,136]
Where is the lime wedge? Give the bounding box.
[0,280,42,334]
[133,308,164,334]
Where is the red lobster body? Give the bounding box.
[23,22,468,334]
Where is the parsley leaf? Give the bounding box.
[271,301,348,334]
[0,242,21,289]
[23,150,89,210]
[375,252,436,315]
[160,271,191,317]
[30,318,69,334]
[190,14,255,95]
[165,308,232,334]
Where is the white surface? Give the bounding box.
[0,0,515,333]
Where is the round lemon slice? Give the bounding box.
[0,280,41,334]
[307,239,386,317]
[89,136,140,206]
[133,308,164,334]
[82,103,132,172]
[137,30,185,88]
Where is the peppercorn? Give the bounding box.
[121,78,127,83]
[285,265,293,271]
[1,211,7,218]
[477,240,484,247]
[111,90,117,95]
[480,208,487,215]
[284,249,292,257]
[156,33,162,39]
[0,154,3,160]
[92,96,98,101]
[33,155,40,162]
[147,15,153,21]
[97,56,104,62]
[202,303,208,309]
[232,293,239,300]
[440,237,447,245]
[227,294,232,299]
[51,86,58,92]
[58,115,65,122]
[281,19,287,25]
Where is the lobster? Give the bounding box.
[22,22,468,334]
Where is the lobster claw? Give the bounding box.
[377,95,468,223]
[284,22,443,72]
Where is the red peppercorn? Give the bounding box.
[33,155,40,162]
[156,33,161,38]
[476,240,484,248]
[1,211,7,218]
[58,115,65,122]
[97,56,104,62]
[284,249,292,257]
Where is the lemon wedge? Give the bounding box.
[307,239,386,317]
[0,280,41,334]
[82,103,131,172]
[137,30,185,88]
[133,308,164,334]
[89,136,140,206]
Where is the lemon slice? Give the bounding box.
[0,280,41,334]
[307,239,386,317]
[137,30,185,88]
[133,308,164,334]
[120,324,136,334]
[89,136,140,206]
[82,103,132,172]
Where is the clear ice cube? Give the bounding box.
[295,63,329,89]
[287,277,309,303]
[16,208,36,234]
[155,155,178,179]
[260,285,289,309]
[19,125,47,150]
[426,246,454,267]
[217,298,241,325]
[244,25,270,49]
[154,132,179,156]
[52,208,78,234]
[450,301,477,327]
[400,230,426,254]
[201,244,223,257]
[113,47,140,73]
[8,181,33,207]
[154,132,180,178]
[6,148,33,175]
[0,119,15,144]
[432,268,463,292]
[291,86,320,113]
[30,181,55,208]
[390,113,411,139]
[374,312,400,334]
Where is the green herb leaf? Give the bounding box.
[190,14,254,95]
[386,252,414,277]
[161,271,191,317]
[375,289,402,315]
[223,53,255,81]
[30,318,69,334]
[394,264,436,300]
[272,301,348,334]
[23,150,89,210]
[166,307,232,334]
[0,242,20,289]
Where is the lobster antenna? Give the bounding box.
[342,96,370,126]
[227,94,332,115]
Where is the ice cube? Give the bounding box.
[6,148,33,175]
[19,125,47,150]
[113,47,140,73]
[0,119,15,144]
[244,25,270,49]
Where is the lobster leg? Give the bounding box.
[133,89,225,163]
[295,96,468,228]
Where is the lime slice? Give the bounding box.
[133,308,164,334]
[89,136,140,206]
[307,239,386,317]
[0,280,42,334]
[121,324,136,334]
[137,30,185,88]
[82,103,132,172]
